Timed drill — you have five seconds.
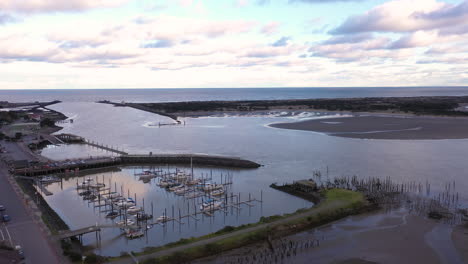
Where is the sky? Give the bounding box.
[0,0,467,89]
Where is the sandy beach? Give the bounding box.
[270,115,468,140]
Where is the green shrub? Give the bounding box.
[215,225,235,234]
[84,253,106,264]
[204,243,222,254]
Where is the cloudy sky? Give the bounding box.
[0,0,467,89]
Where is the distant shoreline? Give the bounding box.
[98,95,468,121]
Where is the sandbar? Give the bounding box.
[270,115,468,140]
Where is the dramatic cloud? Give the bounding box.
[310,36,400,62]
[389,30,439,49]
[332,0,468,34]
[0,35,57,62]
[0,0,128,13]
[0,0,466,88]
[272,36,291,47]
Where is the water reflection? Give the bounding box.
[43,165,309,256]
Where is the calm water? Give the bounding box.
[4,88,468,256]
[1,87,468,103]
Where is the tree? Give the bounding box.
[15,132,22,140]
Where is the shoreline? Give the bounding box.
[270,114,468,140]
[98,95,468,120]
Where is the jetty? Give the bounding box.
[97,100,179,122]
[121,154,260,168]
[13,133,260,176]
[14,153,260,176]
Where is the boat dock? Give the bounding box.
[55,133,128,155]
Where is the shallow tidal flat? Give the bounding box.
[271,115,468,140]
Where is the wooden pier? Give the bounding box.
[84,140,128,155]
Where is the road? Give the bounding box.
[111,200,346,264]
[0,144,64,264]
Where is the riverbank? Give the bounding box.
[196,208,468,264]
[270,115,468,140]
[109,188,369,264]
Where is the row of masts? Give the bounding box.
[73,167,262,242]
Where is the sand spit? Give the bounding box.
[270,115,468,140]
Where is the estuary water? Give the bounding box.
[3,87,468,256]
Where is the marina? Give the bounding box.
[38,164,269,256]
[15,98,464,260]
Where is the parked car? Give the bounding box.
[2,214,11,222]
[15,245,24,259]
[0,205,5,211]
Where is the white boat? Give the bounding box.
[90,183,105,189]
[175,188,190,195]
[125,228,144,239]
[156,215,169,223]
[201,198,217,208]
[127,206,143,214]
[158,180,170,187]
[210,189,225,196]
[200,201,223,212]
[116,219,135,226]
[203,184,223,192]
[106,193,120,199]
[76,182,91,190]
[139,172,157,180]
[173,171,189,180]
[135,170,156,176]
[115,200,135,208]
[185,192,203,199]
[169,184,184,192]
[186,178,202,186]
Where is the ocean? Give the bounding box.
[1,86,468,103]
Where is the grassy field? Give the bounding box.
[110,188,368,264]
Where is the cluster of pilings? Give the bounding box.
[310,173,465,225]
[207,236,322,264]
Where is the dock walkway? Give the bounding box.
[56,224,126,240]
